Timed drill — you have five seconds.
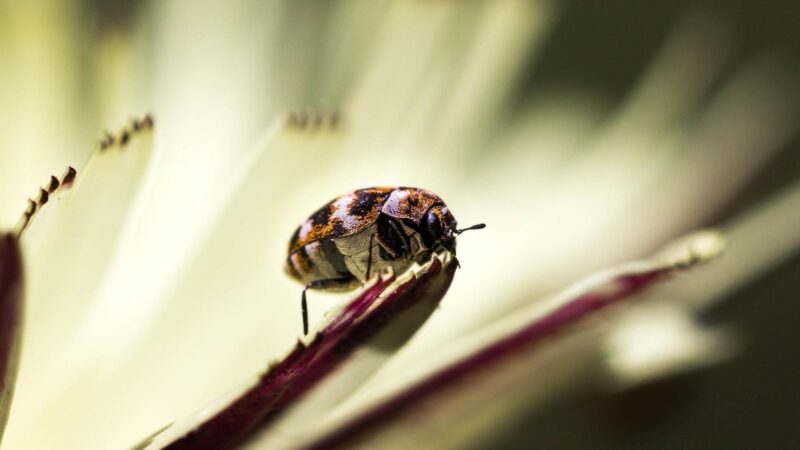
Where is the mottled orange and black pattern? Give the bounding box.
[287,187,395,254]
[285,186,451,284]
[381,187,444,223]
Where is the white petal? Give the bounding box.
[603,302,735,387]
[295,231,725,449]
[0,2,90,227]
[139,255,455,449]
[5,117,154,449]
[14,116,343,450]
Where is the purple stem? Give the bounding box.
[162,257,456,450]
[305,268,673,450]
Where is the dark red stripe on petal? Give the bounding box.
[160,257,456,450]
[305,267,674,450]
[0,234,23,442]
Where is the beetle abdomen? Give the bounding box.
[285,239,351,284]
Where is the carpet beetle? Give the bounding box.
[286,187,485,334]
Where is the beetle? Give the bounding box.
[285,186,485,334]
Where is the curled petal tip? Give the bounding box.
[658,230,727,269]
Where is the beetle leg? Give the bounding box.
[302,276,355,335]
[389,218,413,257]
[366,233,375,280]
[366,232,396,280]
[400,229,427,259]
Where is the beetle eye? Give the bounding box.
[421,207,451,249]
[424,210,443,242]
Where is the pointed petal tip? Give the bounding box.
[46,176,60,194]
[99,114,155,151]
[61,166,78,188]
[283,110,342,133]
[13,167,80,238]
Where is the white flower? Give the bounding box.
[0,1,798,449]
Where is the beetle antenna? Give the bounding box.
[455,223,486,234]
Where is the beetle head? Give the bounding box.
[422,205,458,253]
